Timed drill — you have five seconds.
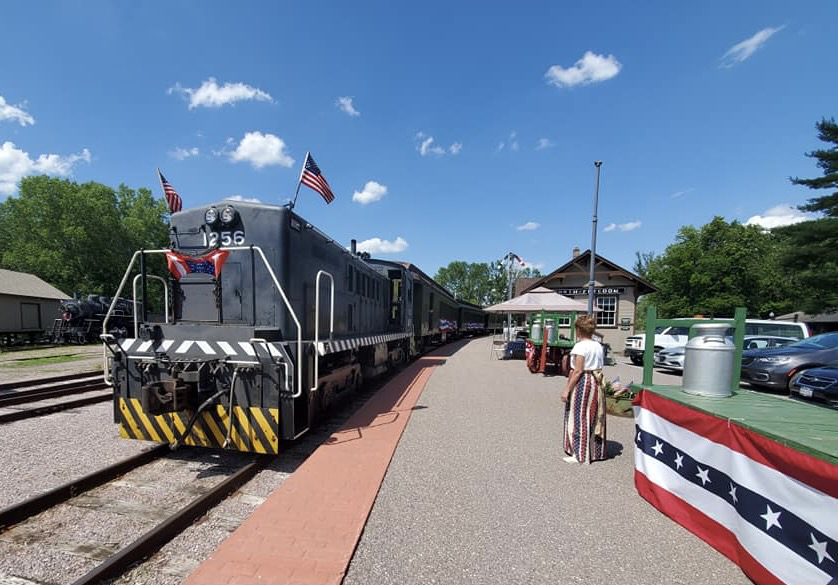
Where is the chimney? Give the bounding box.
[350,239,357,255]
[572,246,580,258]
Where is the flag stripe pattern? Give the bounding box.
[511,253,526,267]
[166,250,229,280]
[300,153,335,204]
[633,390,837,585]
[158,170,183,213]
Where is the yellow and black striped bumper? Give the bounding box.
[118,397,280,454]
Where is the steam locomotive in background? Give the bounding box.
[103,200,488,454]
[52,295,134,344]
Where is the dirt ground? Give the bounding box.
[0,345,104,384]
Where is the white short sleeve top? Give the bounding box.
[569,339,604,371]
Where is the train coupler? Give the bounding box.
[141,379,190,415]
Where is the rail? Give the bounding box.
[100,246,303,399]
[310,270,335,395]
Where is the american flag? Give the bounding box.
[299,152,335,204]
[511,253,526,267]
[157,169,183,213]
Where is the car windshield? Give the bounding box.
[788,332,838,350]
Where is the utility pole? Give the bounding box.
[588,161,603,316]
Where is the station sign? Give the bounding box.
[555,287,626,296]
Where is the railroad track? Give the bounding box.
[0,445,269,585]
[0,372,110,424]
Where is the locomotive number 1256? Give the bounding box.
[204,230,245,247]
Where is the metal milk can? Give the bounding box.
[544,319,557,344]
[531,318,542,342]
[682,323,734,397]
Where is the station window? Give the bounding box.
[595,296,617,327]
[347,265,354,292]
[557,315,571,326]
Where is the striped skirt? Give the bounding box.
[563,369,607,463]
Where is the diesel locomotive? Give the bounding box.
[102,200,486,454]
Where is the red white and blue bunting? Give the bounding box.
[633,390,836,585]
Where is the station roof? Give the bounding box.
[0,268,69,300]
[521,249,657,296]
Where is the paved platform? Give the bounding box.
[186,337,751,585]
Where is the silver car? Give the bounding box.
[654,335,797,373]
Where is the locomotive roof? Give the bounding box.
[0,268,69,300]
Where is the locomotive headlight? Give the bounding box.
[220,205,237,225]
[204,207,219,225]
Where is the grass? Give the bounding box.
[0,355,88,367]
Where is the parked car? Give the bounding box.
[654,335,797,373]
[789,363,838,407]
[740,332,838,391]
[625,319,809,366]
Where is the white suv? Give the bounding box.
[624,319,810,365]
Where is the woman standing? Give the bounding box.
[561,315,607,464]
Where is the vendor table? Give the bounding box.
[632,384,837,585]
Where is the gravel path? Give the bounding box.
[344,337,750,585]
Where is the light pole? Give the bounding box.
[587,161,603,316]
[501,252,514,339]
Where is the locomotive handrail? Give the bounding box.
[100,245,304,399]
[132,274,169,338]
[310,270,335,395]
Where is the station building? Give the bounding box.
[519,248,657,353]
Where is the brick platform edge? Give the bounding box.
[183,346,455,585]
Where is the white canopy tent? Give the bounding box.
[484,286,595,313]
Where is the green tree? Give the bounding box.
[0,176,169,297]
[640,217,794,319]
[776,117,838,313]
[435,260,541,306]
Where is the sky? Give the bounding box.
[1,1,836,278]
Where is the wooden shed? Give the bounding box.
[0,268,69,343]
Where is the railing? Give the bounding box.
[310,270,335,395]
[100,246,303,399]
[132,274,169,338]
[640,306,746,393]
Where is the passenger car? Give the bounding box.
[740,332,838,391]
[654,335,797,373]
[625,319,809,366]
[789,363,838,407]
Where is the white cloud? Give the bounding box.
[353,180,388,205]
[417,134,445,156]
[670,188,694,199]
[497,131,519,152]
[0,96,34,126]
[0,141,91,194]
[356,236,408,254]
[604,220,641,232]
[516,221,540,231]
[545,51,622,88]
[225,194,262,203]
[336,96,360,117]
[449,142,463,155]
[229,131,294,169]
[536,138,555,150]
[720,26,784,68]
[168,77,273,109]
[169,146,199,160]
[745,204,811,229]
